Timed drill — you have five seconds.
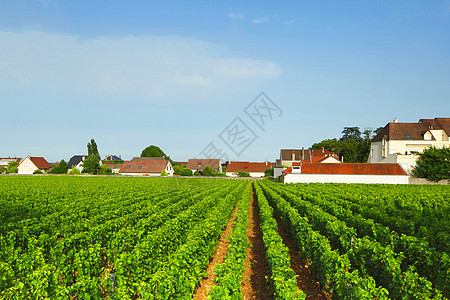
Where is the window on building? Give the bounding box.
[138,166,142,169]
[126,165,131,169]
[405,134,412,139]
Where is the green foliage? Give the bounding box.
[87,139,99,157]
[236,171,250,177]
[264,168,274,177]
[254,183,306,299]
[173,164,185,175]
[82,155,100,174]
[160,169,168,176]
[0,166,5,173]
[140,145,167,158]
[311,126,380,163]
[209,183,252,299]
[412,146,450,181]
[202,166,213,176]
[50,160,68,174]
[98,164,113,175]
[69,166,80,174]
[6,161,19,174]
[194,170,201,176]
[33,169,43,174]
[181,168,193,176]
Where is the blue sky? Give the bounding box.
[1,0,449,162]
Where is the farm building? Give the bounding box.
[226,161,273,177]
[119,157,174,176]
[17,156,51,174]
[281,162,409,184]
[368,117,450,173]
[186,159,222,175]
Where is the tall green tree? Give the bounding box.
[202,166,213,176]
[141,145,167,158]
[412,146,450,181]
[50,160,68,174]
[312,126,380,163]
[87,139,99,158]
[82,155,100,174]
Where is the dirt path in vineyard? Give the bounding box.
[241,187,273,299]
[193,205,238,299]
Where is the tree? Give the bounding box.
[0,166,5,173]
[6,161,19,174]
[160,169,168,176]
[141,145,167,158]
[87,139,99,157]
[181,168,193,176]
[69,167,80,175]
[340,127,362,142]
[203,166,213,176]
[264,168,274,177]
[99,164,113,175]
[33,169,43,174]
[412,146,450,181]
[51,160,68,174]
[82,155,100,174]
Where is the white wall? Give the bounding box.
[283,173,409,184]
[18,157,38,174]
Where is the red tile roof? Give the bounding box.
[226,161,273,173]
[29,157,51,170]
[186,159,221,171]
[283,163,407,176]
[373,118,450,142]
[119,158,169,174]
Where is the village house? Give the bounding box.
[186,159,222,175]
[274,148,341,178]
[0,157,22,168]
[281,162,409,184]
[67,155,88,172]
[226,161,273,177]
[276,148,339,167]
[368,118,450,173]
[17,156,51,174]
[119,157,174,176]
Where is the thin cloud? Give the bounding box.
[228,13,245,20]
[0,31,281,103]
[251,17,271,24]
[38,0,58,8]
[284,20,295,25]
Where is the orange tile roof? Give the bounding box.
[186,159,221,171]
[119,159,169,174]
[226,161,273,173]
[283,163,407,176]
[29,157,51,170]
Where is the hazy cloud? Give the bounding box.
[0,31,281,102]
[284,20,295,25]
[228,13,245,20]
[251,17,271,24]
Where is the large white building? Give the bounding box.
[368,118,450,173]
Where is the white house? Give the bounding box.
[281,162,409,184]
[119,157,174,176]
[226,161,273,177]
[368,118,450,173]
[17,156,51,174]
[186,159,222,175]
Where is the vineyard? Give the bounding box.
[0,176,449,299]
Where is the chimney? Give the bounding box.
[341,155,344,163]
[119,155,121,159]
[322,146,324,154]
[105,155,107,160]
[302,147,305,160]
[265,160,268,166]
[291,151,295,161]
[394,118,398,123]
